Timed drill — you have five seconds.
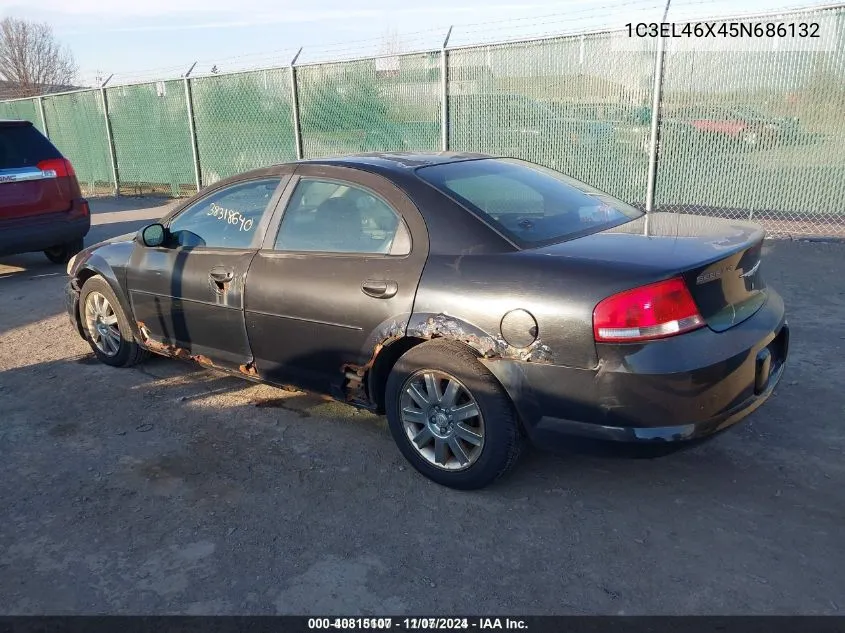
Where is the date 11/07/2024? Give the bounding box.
[307,618,528,630]
[626,21,821,39]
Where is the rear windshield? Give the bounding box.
[0,123,61,170]
[415,158,643,248]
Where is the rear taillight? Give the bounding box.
[68,198,90,219]
[593,277,705,343]
[36,158,75,178]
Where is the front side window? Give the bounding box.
[167,178,280,249]
[416,158,642,248]
[274,178,410,255]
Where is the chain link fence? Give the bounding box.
[2,3,844,237]
[447,33,655,206]
[654,5,845,237]
[297,53,442,158]
[191,68,298,186]
[0,98,45,134]
[105,80,196,197]
[40,90,113,194]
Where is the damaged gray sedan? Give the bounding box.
[65,153,788,489]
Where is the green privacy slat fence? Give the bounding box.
[297,53,441,158]
[2,4,845,237]
[0,98,43,133]
[191,68,297,186]
[447,33,655,206]
[106,80,195,196]
[655,6,845,236]
[41,91,112,192]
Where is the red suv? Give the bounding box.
[0,119,90,263]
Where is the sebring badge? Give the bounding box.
[696,264,733,285]
[696,260,760,285]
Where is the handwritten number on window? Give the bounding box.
[207,202,254,232]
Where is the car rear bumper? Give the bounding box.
[0,201,90,257]
[481,289,788,447]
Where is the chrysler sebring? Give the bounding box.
[65,153,789,489]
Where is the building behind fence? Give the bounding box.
[2,4,845,237]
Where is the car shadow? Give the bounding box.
[0,346,821,504]
[2,343,843,615]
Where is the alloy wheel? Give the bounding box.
[84,291,121,356]
[399,370,485,471]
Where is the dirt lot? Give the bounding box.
[1,197,843,615]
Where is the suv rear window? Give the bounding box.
[415,158,642,248]
[0,122,62,170]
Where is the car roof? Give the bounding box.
[299,151,494,172]
[0,119,34,127]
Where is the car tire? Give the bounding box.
[79,275,149,368]
[384,339,524,490]
[44,238,84,265]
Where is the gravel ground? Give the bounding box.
[0,197,843,615]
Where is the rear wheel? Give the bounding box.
[385,339,524,490]
[44,238,83,264]
[79,275,149,367]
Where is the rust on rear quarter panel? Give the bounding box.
[339,313,554,406]
[408,314,553,363]
[342,335,404,405]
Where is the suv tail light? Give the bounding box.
[68,198,90,219]
[593,277,705,343]
[36,158,75,178]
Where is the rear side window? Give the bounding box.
[0,124,61,170]
[415,158,643,248]
[274,178,410,255]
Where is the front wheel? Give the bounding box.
[79,275,149,367]
[384,339,524,490]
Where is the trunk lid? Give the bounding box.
[680,235,765,332]
[0,121,71,220]
[530,212,768,332]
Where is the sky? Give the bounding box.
[0,0,830,86]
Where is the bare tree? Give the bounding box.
[378,27,404,57]
[0,17,78,97]
[375,27,403,74]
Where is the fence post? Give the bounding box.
[100,87,120,197]
[184,75,202,193]
[290,47,304,160]
[644,0,673,230]
[36,96,48,137]
[440,26,453,152]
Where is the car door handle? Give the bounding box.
[209,266,234,283]
[362,279,398,299]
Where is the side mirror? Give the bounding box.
[139,223,166,248]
